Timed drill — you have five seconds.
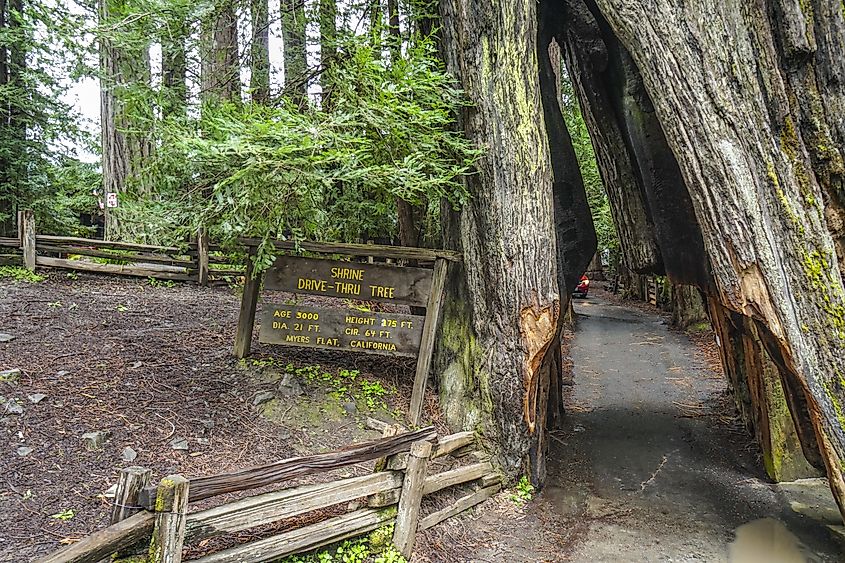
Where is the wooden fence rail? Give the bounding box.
[36,428,500,563]
[7,210,242,284]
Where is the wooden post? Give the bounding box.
[408,258,447,426]
[111,466,152,524]
[196,227,209,286]
[393,440,432,558]
[20,209,35,271]
[234,247,260,359]
[149,474,189,563]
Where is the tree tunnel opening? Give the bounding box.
[530,0,827,496]
[432,0,845,528]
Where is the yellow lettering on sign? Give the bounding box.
[330,267,365,281]
[285,334,310,343]
[274,309,291,318]
[334,282,361,296]
[297,278,327,292]
[350,340,397,351]
[369,285,395,299]
[316,337,339,346]
[272,321,288,330]
[345,315,375,325]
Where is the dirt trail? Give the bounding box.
[455,293,843,562]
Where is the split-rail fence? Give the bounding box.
[35,427,501,563]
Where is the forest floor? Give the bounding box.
[0,271,451,562]
[454,289,845,562]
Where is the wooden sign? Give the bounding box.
[264,256,432,307]
[259,304,424,357]
[235,244,455,426]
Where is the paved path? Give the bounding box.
[463,293,842,562]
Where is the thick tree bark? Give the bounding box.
[580,0,845,517]
[710,300,821,482]
[251,0,270,103]
[434,0,594,483]
[99,0,153,239]
[281,0,307,106]
[201,2,239,104]
[670,284,707,330]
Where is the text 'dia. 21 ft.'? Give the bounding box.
[259,304,425,357]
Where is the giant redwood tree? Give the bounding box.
[433,0,845,519]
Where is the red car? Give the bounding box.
[573,275,589,298]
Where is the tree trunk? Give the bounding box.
[670,284,708,330]
[434,0,595,484]
[319,0,336,104]
[251,0,270,103]
[571,0,845,517]
[436,0,845,518]
[281,0,307,106]
[161,13,187,117]
[201,1,239,104]
[99,0,152,239]
[709,300,821,482]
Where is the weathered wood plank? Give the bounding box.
[238,237,462,262]
[34,511,155,563]
[233,249,260,359]
[0,237,20,247]
[422,461,493,496]
[432,432,476,459]
[164,427,436,505]
[185,508,394,563]
[36,235,182,253]
[418,484,501,531]
[149,475,189,563]
[393,440,432,558]
[111,466,152,525]
[36,244,195,267]
[21,210,35,271]
[409,258,448,426]
[35,256,194,281]
[185,471,402,542]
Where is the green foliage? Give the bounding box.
[509,475,534,505]
[0,0,96,236]
[559,71,619,260]
[132,33,479,269]
[0,266,44,283]
[279,525,405,563]
[147,277,176,288]
[49,509,75,521]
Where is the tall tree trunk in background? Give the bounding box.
[319,0,336,106]
[670,284,707,329]
[161,14,187,117]
[0,0,12,236]
[281,0,307,106]
[434,0,595,484]
[201,1,239,104]
[386,0,421,251]
[250,0,270,103]
[99,0,152,239]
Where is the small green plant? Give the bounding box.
[277,525,404,563]
[116,304,128,312]
[50,509,75,521]
[509,476,535,505]
[48,301,62,308]
[360,379,388,411]
[0,266,44,283]
[148,277,176,288]
[65,271,78,280]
